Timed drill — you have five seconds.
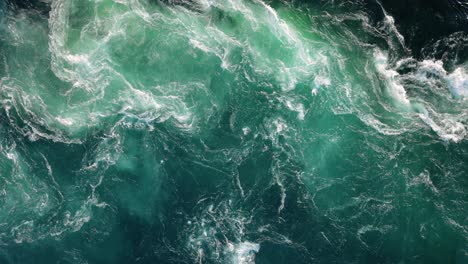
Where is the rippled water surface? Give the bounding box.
[0,0,467,263]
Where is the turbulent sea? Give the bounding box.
[0,0,468,263]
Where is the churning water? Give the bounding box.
[0,0,467,263]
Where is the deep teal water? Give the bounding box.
[0,0,467,263]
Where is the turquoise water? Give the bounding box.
[0,0,467,263]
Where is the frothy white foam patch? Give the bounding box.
[381,57,468,142]
[413,60,467,98]
[195,0,214,10]
[447,67,468,97]
[376,0,407,51]
[284,99,305,120]
[374,50,410,107]
[230,241,260,264]
[11,220,34,244]
[393,59,467,141]
[358,113,406,136]
[314,75,331,87]
[190,39,212,54]
[56,116,75,126]
[382,13,405,48]
[418,59,446,74]
[64,54,90,65]
[273,118,287,133]
[418,113,467,143]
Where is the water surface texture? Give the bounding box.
[0,0,467,263]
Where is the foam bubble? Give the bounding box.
[231,241,260,264]
[447,67,468,97]
[374,50,411,107]
[314,75,331,87]
[56,117,75,126]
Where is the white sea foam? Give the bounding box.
[284,98,305,120]
[314,75,331,87]
[376,0,407,51]
[358,113,407,136]
[411,59,467,98]
[56,116,75,126]
[405,59,467,141]
[374,50,411,107]
[231,242,260,264]
[11,221,34,244]
[273,118,288,133]
[418,59,446,74]
[374,53,468,142]
[447,67,468,97]
[418,113,466,142]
